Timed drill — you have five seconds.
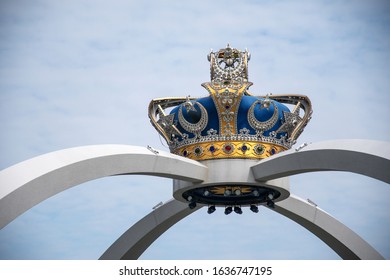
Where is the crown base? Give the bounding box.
[172,140,287,161]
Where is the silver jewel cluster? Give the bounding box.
[170,127,293,151]
[178,101,208,137]
[248,100,279,131]
[208,44,249,84]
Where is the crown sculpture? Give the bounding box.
[149,45,313,212]
[149,44,312,161]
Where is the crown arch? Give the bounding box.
[251,139,390,183]
[0,145,207,229]
[99,195,383,260]
[0,141,387,259]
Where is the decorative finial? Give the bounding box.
[208,44,250,85]
[261,93,272,109]
[183,95,196,112]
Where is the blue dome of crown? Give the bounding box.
[170,94,290,142]
[148,45,312,160]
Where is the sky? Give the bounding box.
[0,0,389,260]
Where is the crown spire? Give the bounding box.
[207,45,250,86]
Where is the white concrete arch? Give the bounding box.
[0,141,387,259]
[251,139,390,183]
[99,195,383,260]
[0,145,207,229]
[274,195,384,260]
[99,199,202,260]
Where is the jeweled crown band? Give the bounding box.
[172,141,287,161]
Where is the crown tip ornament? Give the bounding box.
[148,45,312,161]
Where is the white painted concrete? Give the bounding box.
[100,199,202,260]
[274,194,384,259]
[173,158,290,203]
[1,140,386,259]
[100,194,383,260]
[0,145,207,229]
[251,139,390,183]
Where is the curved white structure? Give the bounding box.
[274,195,383,260]
[251,139,390,183]
[99,195,383,260]
[0,140,388,259]
[100,199,201,260]
[0,145,207,229]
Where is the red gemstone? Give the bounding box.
[225,145,232,151]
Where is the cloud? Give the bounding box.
[0,0,389,259]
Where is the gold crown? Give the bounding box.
[148,45,312,161]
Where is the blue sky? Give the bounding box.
[0,0,389,259]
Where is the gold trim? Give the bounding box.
[209,186,253,195]
[172,141,287,161]
[202,82,251,136]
